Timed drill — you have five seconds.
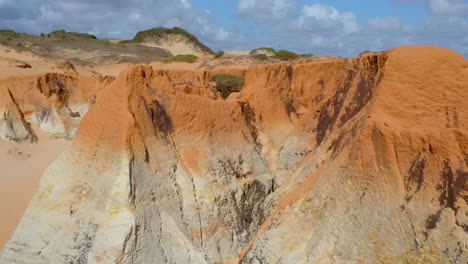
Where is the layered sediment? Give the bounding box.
[0,45,467,264]
[0,73,114,141]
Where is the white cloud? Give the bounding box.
[239,1,468,57]
[179,0,191,9]
[302,4,341,20]
[429,0,468,16]
[237,0,294,21]
[0,0,235,45]
[0,0,467,58]
[367,17,417,32]
[215,28,232,41]
[293,4,359,35]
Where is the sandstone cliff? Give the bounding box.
[0,45,467,264]
[0,73,114,141]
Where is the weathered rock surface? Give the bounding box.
[0,73,114,141]
[0,45,467,264]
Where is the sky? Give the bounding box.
[0,0,467,57]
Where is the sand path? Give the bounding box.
[0,125,71,250]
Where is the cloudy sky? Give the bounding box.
[0,0,467,57]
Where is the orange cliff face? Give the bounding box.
[0,73,114,141]
[0,72,115,250]
[0,45,467,264]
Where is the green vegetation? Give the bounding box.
[249,47,299,60]
[164,54,198,63]
[0,29,20,38]
[272,50,299,61]
[119,27,214,54]
[215,50,225,58]
[211,74,245,99]
[48,29,97,40]
[118,39,136,44]
[250,47,276,55]
[252,54,269,60]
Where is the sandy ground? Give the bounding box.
[140,35,207,56]
[0,44,57,78]
[141,39,205,56]
[224,49,251,56]
[0,125,71,250]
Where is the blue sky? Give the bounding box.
[0,0,467,57]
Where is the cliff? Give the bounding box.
[0,45,467,264]
[0,73,114,141]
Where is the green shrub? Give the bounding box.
[0,29,19,38]
[250,47,276,55]
[120,27,214,54]
[211,74,245,99]
[50,29,66,35]
[164,54,198,63]
[48,29,97,39]
[252,54,269,60]
[215,50,224,58]
[118,39,136,44]
[272,50,299,61]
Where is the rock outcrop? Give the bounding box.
[0,73,114,141]
[0,45,467,264]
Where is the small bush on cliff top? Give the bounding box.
[164,54,198,63]
[211,74,245,99]
[272,50,299,61]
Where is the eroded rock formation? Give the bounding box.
[0,73,114,141]
[0,46,467,264]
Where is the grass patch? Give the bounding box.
[120,27,214,54]
[0,29,20,38]
[118,39,137,44]
[250,47,276,55]
[164,54,198,63]
[252,54,269,60]
[48,29,97,40]
[211,74,245,99]
[272,50,299,61]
